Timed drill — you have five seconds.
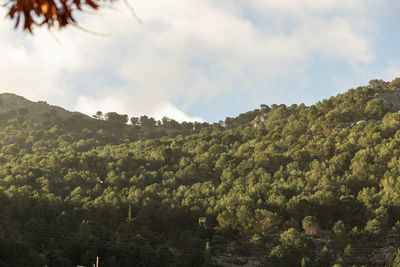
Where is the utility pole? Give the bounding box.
[128,203,132,222]
[93,256,99,267]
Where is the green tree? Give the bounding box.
[92,111,104,120]
[269,228,312,266]
[104,112,129,125]
[302,216,319,237]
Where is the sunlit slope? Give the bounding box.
[1,79,400,266]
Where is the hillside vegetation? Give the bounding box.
[1,79,400,266]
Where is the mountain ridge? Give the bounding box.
[0,93,91,123]
[2,77,400,128]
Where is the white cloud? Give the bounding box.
[240,0,375,64]
[75,95,203,122]
[242,0,365,15]
[0,0,384,121]
[378,67,400,82]
[151,102,204,122]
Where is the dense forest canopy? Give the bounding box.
[1,79,400,266]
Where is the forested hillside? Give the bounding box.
[2,79,400,266]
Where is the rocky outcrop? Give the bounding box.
[212,255,262,267]
[369,246,397,266]
[251,113,269,127]
[211,243,263,267]
[335,120,378,129]
[374,89,400,111]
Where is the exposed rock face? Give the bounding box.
[375,89,400,111]
[212,247,262,266]
[335,120,378,129]
[369,246,397,266]
[252,113,269,127]
[0,93,32,113]
[0,93,90,122]
[212,255,262,267]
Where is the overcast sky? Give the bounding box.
[1,0,400,122]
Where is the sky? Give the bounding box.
[1,0,400,123]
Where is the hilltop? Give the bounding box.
[1,79,400,266]
[0,93,90,123]
[0,93,210,143]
